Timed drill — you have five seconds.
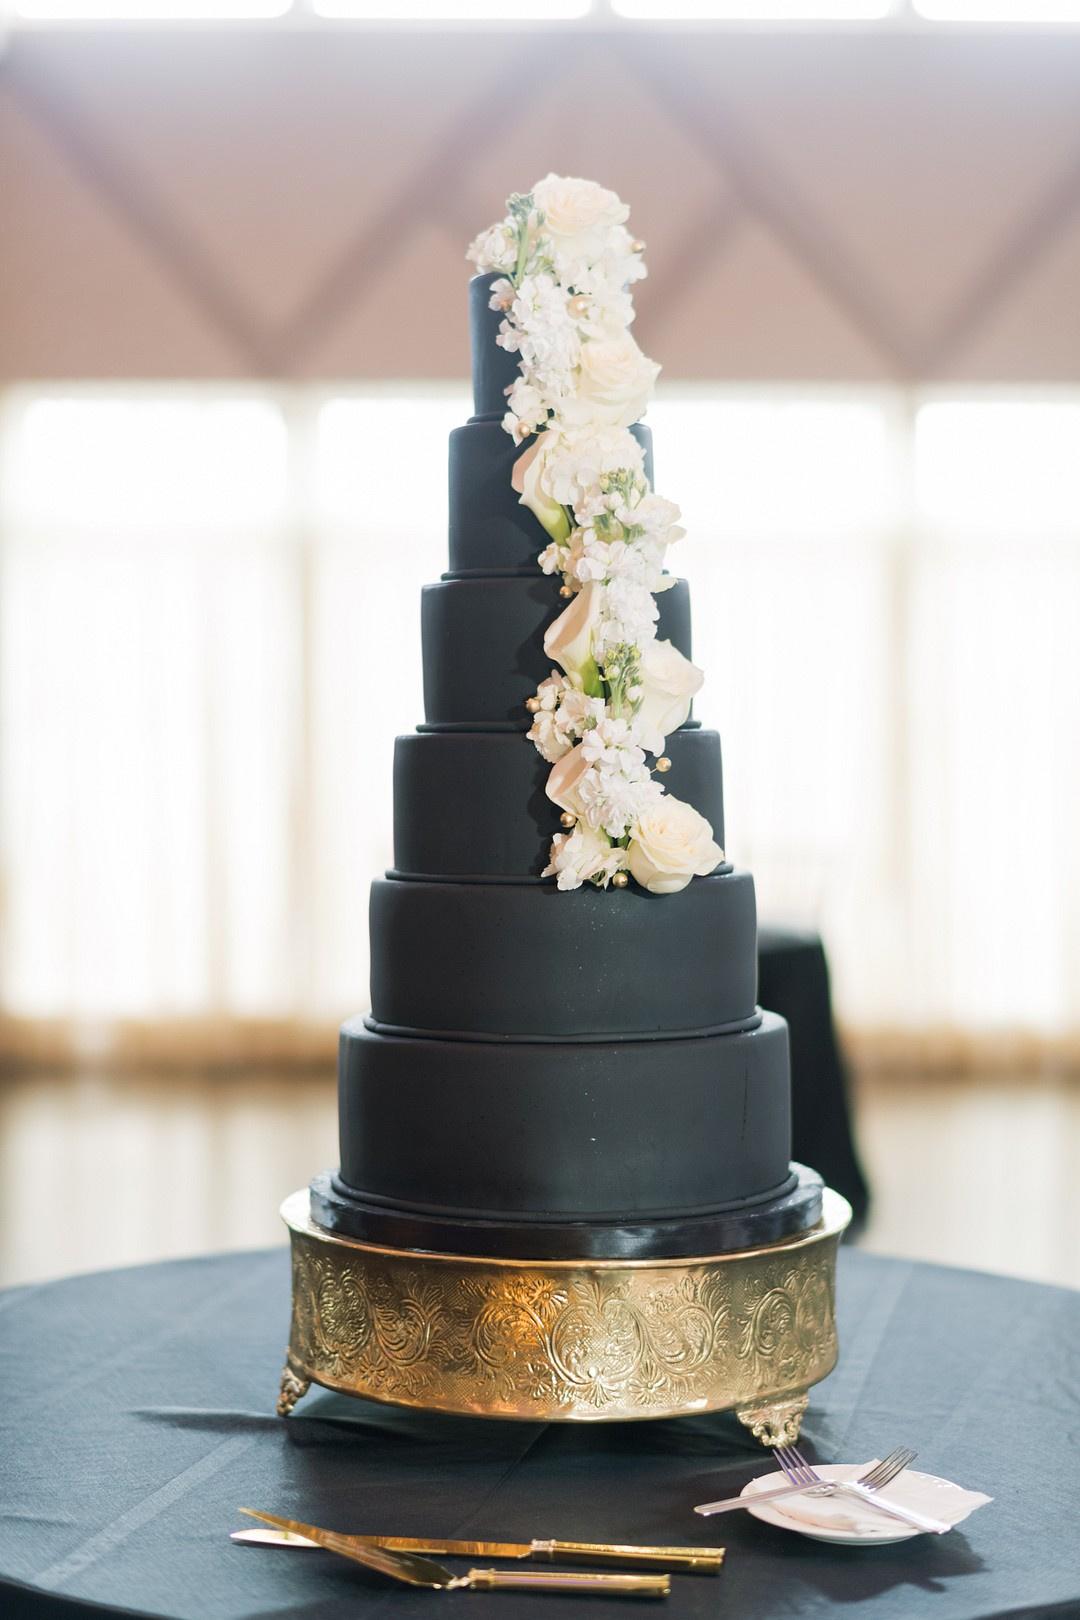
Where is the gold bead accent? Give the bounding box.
[612,870,630,888]
[559,811,577,829]
[631,239,645,254]
[568,293,590,319]
[559,584,574,598]
[654,755,672,773]
[525,696,541,713]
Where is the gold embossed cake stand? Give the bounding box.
[277,1188,850,1447]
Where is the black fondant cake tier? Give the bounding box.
[469,271,523,420]
[369,869,756,1039]
[449,418,653,576]
[421,574,690,727]
[392,724,723,879]
[337,1010,790,1220]
[314,265,817,1265]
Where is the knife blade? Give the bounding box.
[230,1528,723,1571]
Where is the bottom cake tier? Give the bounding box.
[331,1009,806,1259]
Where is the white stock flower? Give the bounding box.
[628,491,685,548]
[580,715,644,771]
[537,540,570,576]
[552,718,659,839]
[626,796,724,895]
[542,426,644,512]
[527,671,604,762]
[578,761,662,840]
[593,577,659,657]
[487,277,515,313]
[528,708,572,765]
[633,639,705,753]
[467,222,517,273]
[543,823,627,892]
[547,735,655,838]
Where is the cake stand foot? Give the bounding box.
[277,1364,310,1417]
[736,1392,809,1448]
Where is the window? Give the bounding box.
[914,2,1080,18]
[612,2,892,16]
[15,0,291,17]
[2,384,1078,1040]
[313,0,590,16]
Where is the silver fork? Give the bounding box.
[694,1446,914,1517]
[775,1443,950,1535]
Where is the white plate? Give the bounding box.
[740,1462,991,1547]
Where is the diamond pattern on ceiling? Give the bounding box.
[3,28,1080,382]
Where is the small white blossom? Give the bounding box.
[467,222,517,273]
[526,671,605,763]
[543,823,627,892]
[537,540,570,576]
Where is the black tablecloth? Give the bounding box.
[3,1248,1080,1620]
[759,926,870,1224]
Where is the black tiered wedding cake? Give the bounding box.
[281,179,846,1437]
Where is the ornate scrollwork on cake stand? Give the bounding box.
[277,1188,850,1443]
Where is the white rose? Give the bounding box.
[542,823,627,892]
[626,796,724,895]
[564,334,660,429]
[544,743,593,820]
[511,436,571,543]
[532,174,629,253]
[634,639,704,753]
[543,580,602,687]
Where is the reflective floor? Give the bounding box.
[1,1063,1077,1290]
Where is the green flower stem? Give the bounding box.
[579,657,604,700]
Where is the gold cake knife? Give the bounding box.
[238,1511,672,1596]
[232,1517,724,1572]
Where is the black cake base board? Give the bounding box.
[309,1163,824,1262]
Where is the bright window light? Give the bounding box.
[15,0,290,17]
[4,397,287,530]
[915,1,1080,17]
[316,392,468,529]
[647,395,896,541]
[314,0,590,17]
[612,1,892,18]
[916,401,1080,534]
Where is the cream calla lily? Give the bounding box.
[543,581,603,691]
[545,743,593,818]
[512,436,571,543]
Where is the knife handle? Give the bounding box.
[468,1569,670,1597]
[537,1541,723,1573]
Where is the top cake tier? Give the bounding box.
[452,275,653,578]
[469,270,523,419]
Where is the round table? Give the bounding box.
[1,1246,1078,1620]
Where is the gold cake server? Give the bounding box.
[232,1515,723,1571]
[238,1511,671,1596]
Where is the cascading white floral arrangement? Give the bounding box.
[469,175,724,896]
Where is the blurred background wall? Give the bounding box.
[2,3,1079,1286]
